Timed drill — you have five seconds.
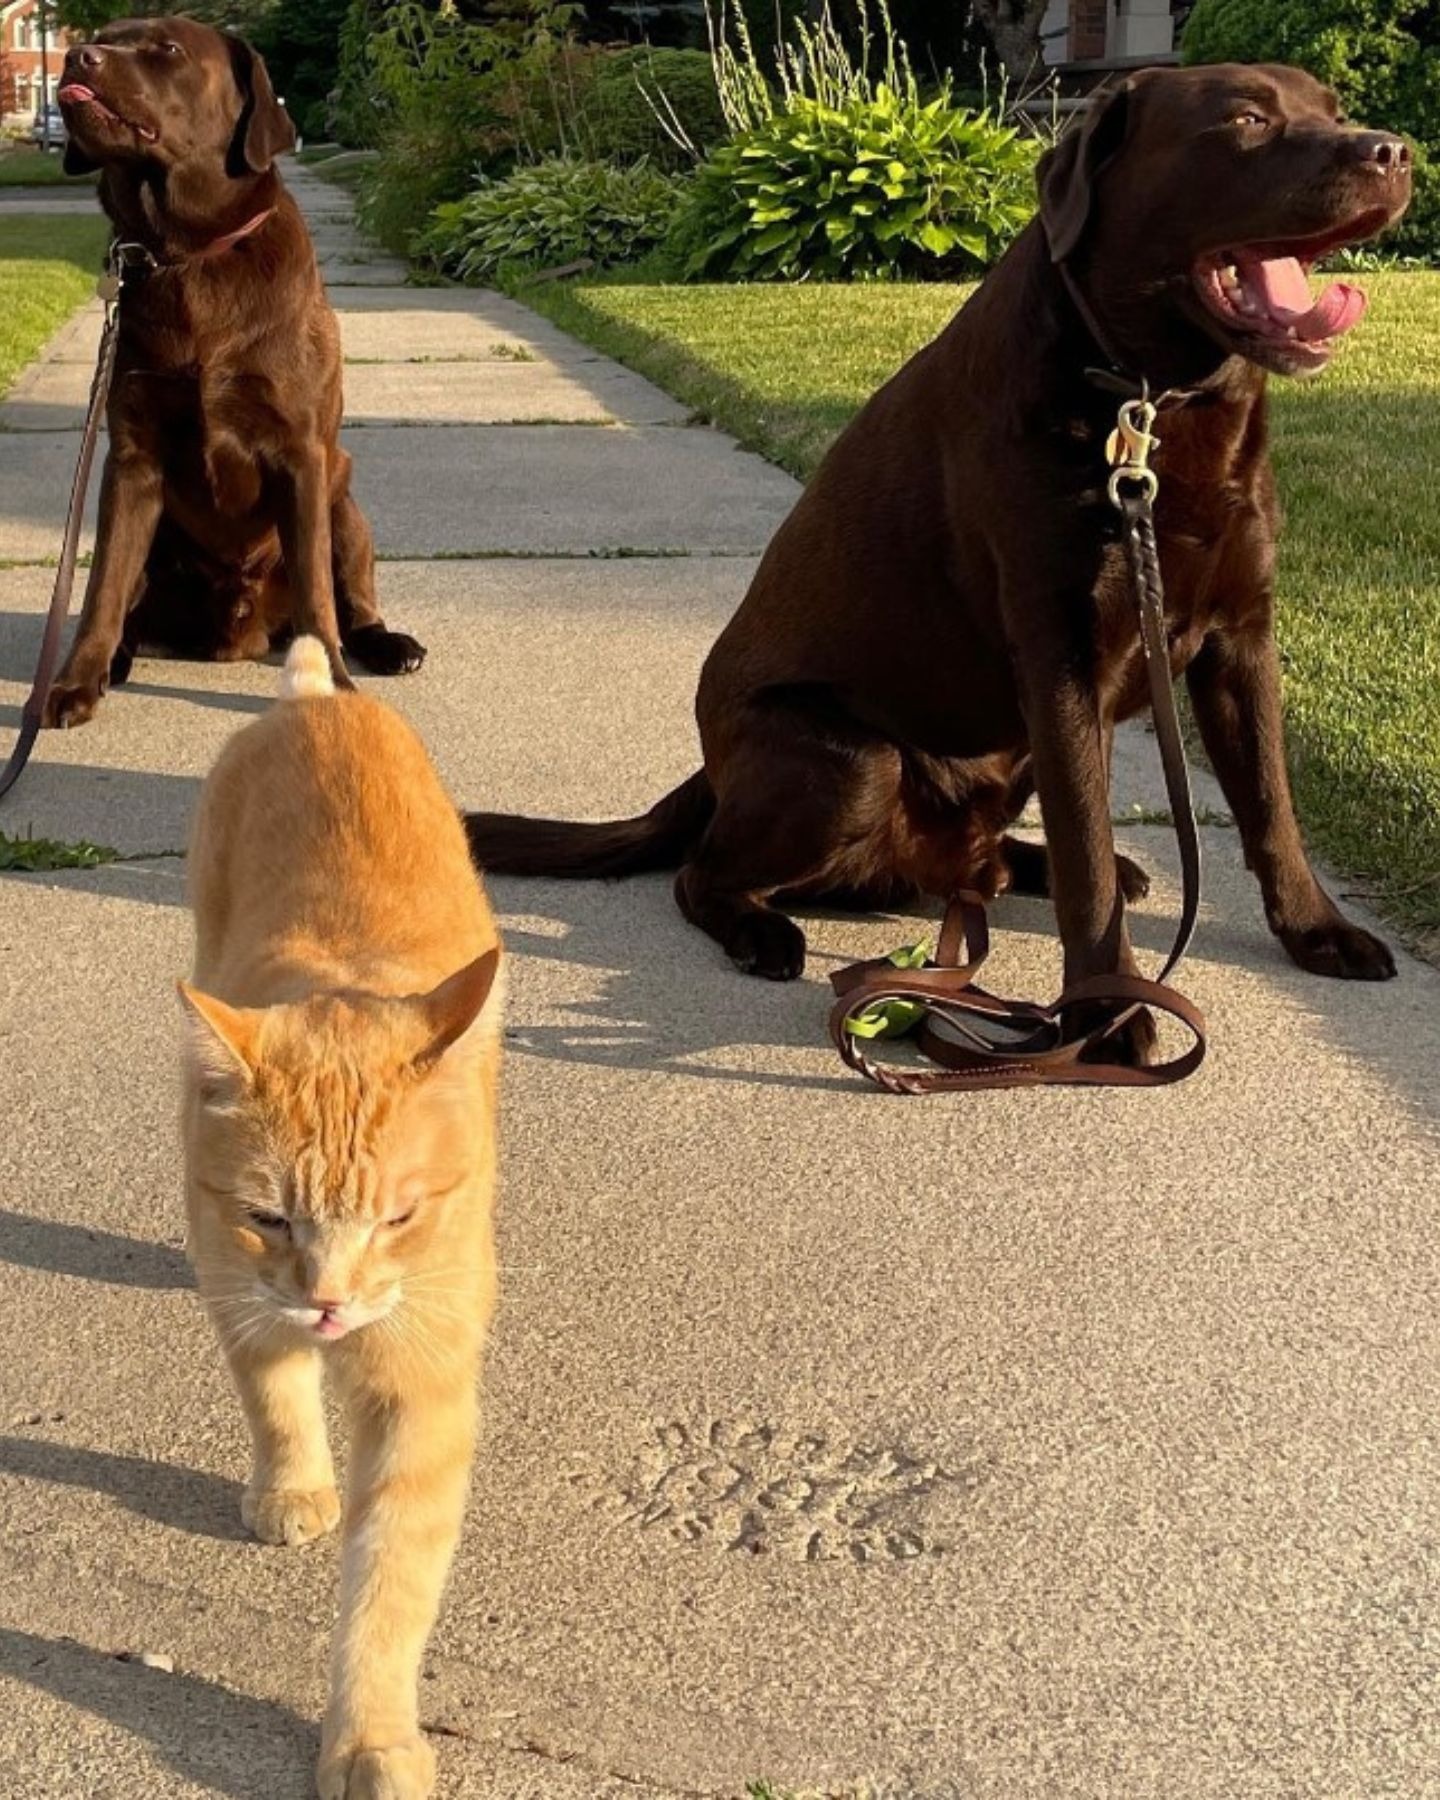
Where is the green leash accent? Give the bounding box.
[842,940,933,1040]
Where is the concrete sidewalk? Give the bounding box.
[3,165,1440,1800]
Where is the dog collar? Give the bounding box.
[193,207,275,259]
[107,207,275,277]
[1058,259,1210,412]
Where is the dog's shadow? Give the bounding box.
[0,1627,314,1799]
[491,856,1440,1131]
[497,871,960,1093]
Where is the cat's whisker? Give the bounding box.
[392,1312,451,1383]
[217,1315,275,1357]
[397,1295,477,1320]
[206,1294,266,1319]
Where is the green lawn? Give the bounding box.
[0,214,108,399]
[518,273,1440,947]
[0,148,94,187]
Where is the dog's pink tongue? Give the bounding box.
[1241,252,1368,341]
[57,83,94,103]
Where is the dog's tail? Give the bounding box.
[465,770,714,879]
[278,635,335,702]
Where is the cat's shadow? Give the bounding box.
[0,1435,247,1542]
[0,1627,314,1799]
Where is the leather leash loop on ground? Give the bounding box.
[0,240,135,803]
[831,393,1208,1094]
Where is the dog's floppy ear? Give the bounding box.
[224,32,296,175]
[1038,79,1134,264]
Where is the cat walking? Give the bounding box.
[179,636,503,1800]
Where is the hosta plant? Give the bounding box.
[682,0,1040,281]
[420,157,685,283]
[680,86,1038,282]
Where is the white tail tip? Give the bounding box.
[279,636,335,701]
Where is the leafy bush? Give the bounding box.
[1182,0,1440,258]
[349,2,516,251]
[331,0,389,148]
[346,0,621,253]
[420,158,685,283]
[679,95,1035,281]
[577,48,727,165]
[679,0,1038,281]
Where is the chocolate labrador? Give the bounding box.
[47,16,423,728]
[466,63,1410,1061]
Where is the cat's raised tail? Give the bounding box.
[278,635,335,702]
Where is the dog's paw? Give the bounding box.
[42,674,107,729]
[1116,852,1151,903]
[241,1483,340,1546]
[344,624,427,677]
[727,911,807,981]
[1278,918,1396,982]
[1002,841,1150,905]
[318,1737,436,1800]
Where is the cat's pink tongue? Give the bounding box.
[1237,252,1367,341]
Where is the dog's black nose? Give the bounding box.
[67,43,104,72]
[1351,131,1411,173]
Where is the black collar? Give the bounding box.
[1058,259,1211,411]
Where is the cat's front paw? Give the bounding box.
[242,1483,340,1546]
[318,1737,436,1800]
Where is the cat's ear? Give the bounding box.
[412,949,503,1071]
[177,982,261,1096]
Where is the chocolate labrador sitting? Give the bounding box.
[46,16,423,728]
[467,63,1410,1062]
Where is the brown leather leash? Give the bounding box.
[0,211,273,804]
[829,388,1207,1092]
[0,238,153,802]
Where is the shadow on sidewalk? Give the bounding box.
[0,1436,245,1542]
[0,1628,313,1799]
[490,858,1440,1132]
[0,1208,190,1289]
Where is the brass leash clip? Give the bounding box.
[95,239,158,323]
[1106,396,1160,509]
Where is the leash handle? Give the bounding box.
[0,242,135,804]
[830,414,1207,1093]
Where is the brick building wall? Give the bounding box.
[3,0,74,126]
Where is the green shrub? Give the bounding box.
[1182,0,1440,259]
[419,158,685,284]
[357,134,480,256]
[577,48,727,165]
[1398,149,1440,260]
[680,0,1038,281]
[331,0,388,148]
[679,90,1036,281]
[348,0,608,253]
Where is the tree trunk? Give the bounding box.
[970,0,1053,81]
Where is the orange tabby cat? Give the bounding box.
[179,637,503,1800]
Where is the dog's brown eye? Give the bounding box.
[247,1208,289,1233]
[1234,110,1270,130]
[383,1208,416,1230]
[161,40,182,55]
